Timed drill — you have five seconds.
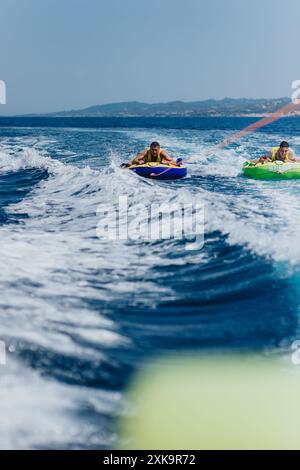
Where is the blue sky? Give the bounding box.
[0,0,299,114]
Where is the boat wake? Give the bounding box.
[0,121,299,448]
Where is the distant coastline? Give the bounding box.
[18,97,300,118]
[1,98,300,119]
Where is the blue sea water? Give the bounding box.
[0,116,300,449]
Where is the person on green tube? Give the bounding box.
[252,141,297,164]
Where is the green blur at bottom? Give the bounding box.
[119,355,300,450]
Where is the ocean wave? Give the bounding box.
[0,121,300,449]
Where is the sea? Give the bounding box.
[0,115,300,449]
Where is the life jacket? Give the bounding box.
[271,147,292,162]
[145,148,163,163]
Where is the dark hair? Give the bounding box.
[150,141,160,148]
[280,141,289,148]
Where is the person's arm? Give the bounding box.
[160,150,178,165]
[263,151,272,162]
[251,153,271,165]
[129,149,147,165]
[288,150,297,162]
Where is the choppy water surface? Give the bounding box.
[0,116,300,449]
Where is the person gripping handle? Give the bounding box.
[120,142,181,168]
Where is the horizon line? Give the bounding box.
[0,96,291,118]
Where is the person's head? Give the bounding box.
[150,142,160,157]
[279,141,290,155]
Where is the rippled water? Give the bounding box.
[0,117,300,449]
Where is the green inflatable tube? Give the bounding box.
[243,160,300,180]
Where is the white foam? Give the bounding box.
[117,128,300,265]
[1,128,300,449]
[0,358,120,449]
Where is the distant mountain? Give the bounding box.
[43,98,292,117]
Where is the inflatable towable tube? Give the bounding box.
[128,162,187,180]
[243,160,300,180]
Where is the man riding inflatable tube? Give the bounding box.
[253,141,297,165]
[129,142,180,166]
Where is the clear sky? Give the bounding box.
[0,0,299,114]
